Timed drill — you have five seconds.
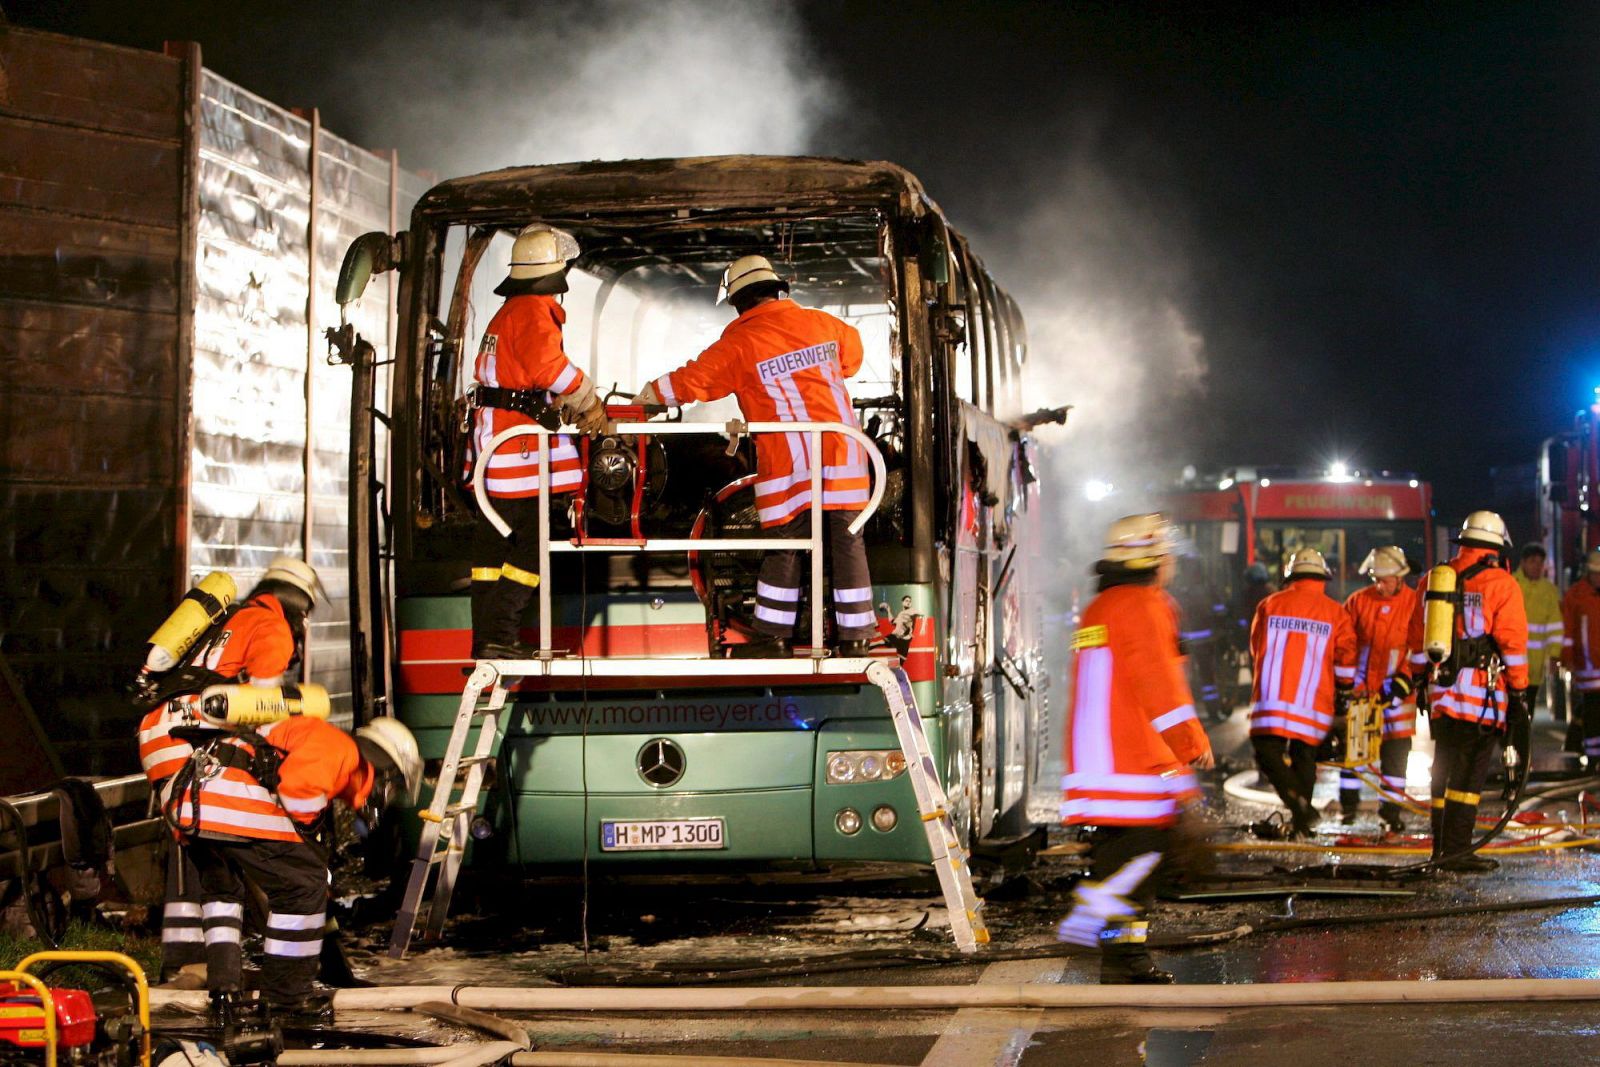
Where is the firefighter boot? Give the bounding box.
[730,635,792,659]
[475,572,540,660]
[1429,801,1445,860]
[1378,801,1406,835]
[1099,919,1172,985]
[1434,795,1498,873]
[835,638,873,657]
[469,571,500,654]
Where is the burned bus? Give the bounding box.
[330,157,1058,873]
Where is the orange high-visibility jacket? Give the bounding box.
[1061,583,1211,827]
[1560,579,1600,692]
[650,298,868,528]
[1404,546,1530,727]
[468,295,589,498]
[1249,579,1358,745]
[167,717,375,843]
[137,595,296,784]
[1345,582,1422,738]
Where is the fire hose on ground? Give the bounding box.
[150,977,1600,1016]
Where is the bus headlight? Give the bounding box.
[825,750,907,785]
[871,805,898,832]
[835,808,863,835]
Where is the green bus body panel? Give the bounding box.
[398,585,942,866]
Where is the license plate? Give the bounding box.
[601,817,726,852]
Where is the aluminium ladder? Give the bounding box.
[387,656,988,957]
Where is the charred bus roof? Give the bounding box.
[412,155,943,224]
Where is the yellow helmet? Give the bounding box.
[505,225,579,279]
[1358,545,1409,578]
[261,556,324,609]
[1284,547,1331,579]
[716,254,787,305]
[1101,513,1176,570]
[355,716,422,806]
[1456,510,1510,549]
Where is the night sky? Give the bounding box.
[9,0,1600,520]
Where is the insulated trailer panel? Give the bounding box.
[0,27,422,782]
[0,27,186,780]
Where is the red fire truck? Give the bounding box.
[1538,391,1600,584]
[1157,467,1435,606]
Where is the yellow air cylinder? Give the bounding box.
[143,572,237,673]
[1422,565,1458,664]
[198,683,331,727]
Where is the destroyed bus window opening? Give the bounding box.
[432,216,900,405]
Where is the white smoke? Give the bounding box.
[983,130,1208,576]
[347,0,837,172]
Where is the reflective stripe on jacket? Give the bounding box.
[468,295,587,498]
[1061,583,1210,828]
[1516,572,1562,680]
[168,718,375,843]
[1249,579,1358,745]
[653,298,867,528]
[1405,547,1530,727]
[1562,579,1600,692]
[1345,582,1421,739]
[137,595,296,783]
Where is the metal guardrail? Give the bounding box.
[471,419,888,658]
[0,774,158,881]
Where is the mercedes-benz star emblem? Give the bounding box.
[636,738,686,787]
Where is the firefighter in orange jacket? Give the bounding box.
[137,557,321,982]
[1057,514,1214,984]
[164,714,419,1019]
[1558,548,1600,761]
[1248,548,1358,838]
[1403,511,1530,873]
[634,255,875,657]
[465,225,609,659]
[1343,546,1422,832]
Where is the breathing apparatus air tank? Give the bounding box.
[199,683,331,727]
[142,572,237,674]
[1422,565,1458,664]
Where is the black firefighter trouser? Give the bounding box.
[1428,714,1498,860]
[751,510,876,642]
[158,842,207,978]
[471,497,571,651]
[1251,734,1319,829]
[1086,826,1172,979]
[188,837,328,1006]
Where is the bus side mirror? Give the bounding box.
[336,231,406,308]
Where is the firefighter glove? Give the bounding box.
[1380,672,1413,703]
[632,382,663,408]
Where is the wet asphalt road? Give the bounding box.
[308,710,1600,1063]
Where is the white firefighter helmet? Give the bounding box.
[1456,510,1510,549]
[506,224,580,281]
[1586,548,1600,574]
[1358,545,1410,578]
[355,716,422,807]
[1284,546,1332,579]
[261,556,324,608]
[716,254,787,305]
[1101,513,1176,570]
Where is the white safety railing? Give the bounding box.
[471,418,888,658]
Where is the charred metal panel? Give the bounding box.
[0,28,183,778]
[415,156,934,224]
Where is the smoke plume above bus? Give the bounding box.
[343,0,837,172]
